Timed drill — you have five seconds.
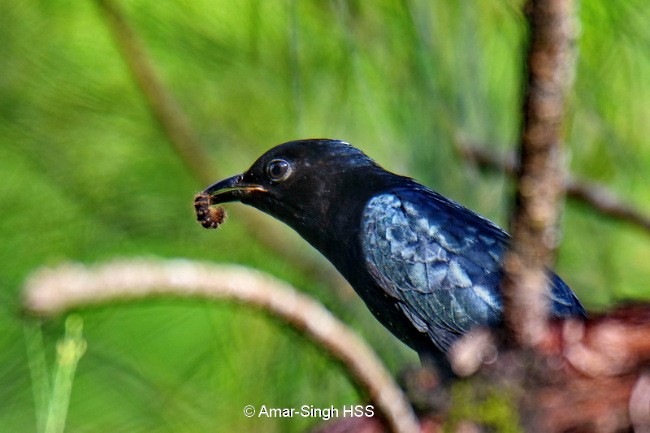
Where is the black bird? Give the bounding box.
[202,139,585,366]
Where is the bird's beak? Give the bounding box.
[202,174,267,204]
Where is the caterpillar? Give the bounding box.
[194,194,227,229]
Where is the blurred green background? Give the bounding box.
[1,1,649,432]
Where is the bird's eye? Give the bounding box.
[266,159,292,182]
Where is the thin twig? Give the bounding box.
[567,182,650,234]
[501,0,578,346]
[23,259,420,433]
[457,143,650,235]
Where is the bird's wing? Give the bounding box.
[360,186,510,350]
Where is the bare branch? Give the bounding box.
[457,143,650,235]
[23,259,420,433]
[567,181,650,234]
[448,306,650,433]
[501,0,578,346]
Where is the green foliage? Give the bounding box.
[1,0,649,431]
[446,379,522,433]
[42,315,87,433]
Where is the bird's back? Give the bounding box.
[360,185,585,352]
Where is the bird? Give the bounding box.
[200,139,585,369]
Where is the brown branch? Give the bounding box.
[448,306,650,433]
[22,259,420,433]
[501,0,578,346]
[314,305,650,432]
[457,143,650,235]
[567,181,650,234]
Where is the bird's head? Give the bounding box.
[203,139,400,253]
